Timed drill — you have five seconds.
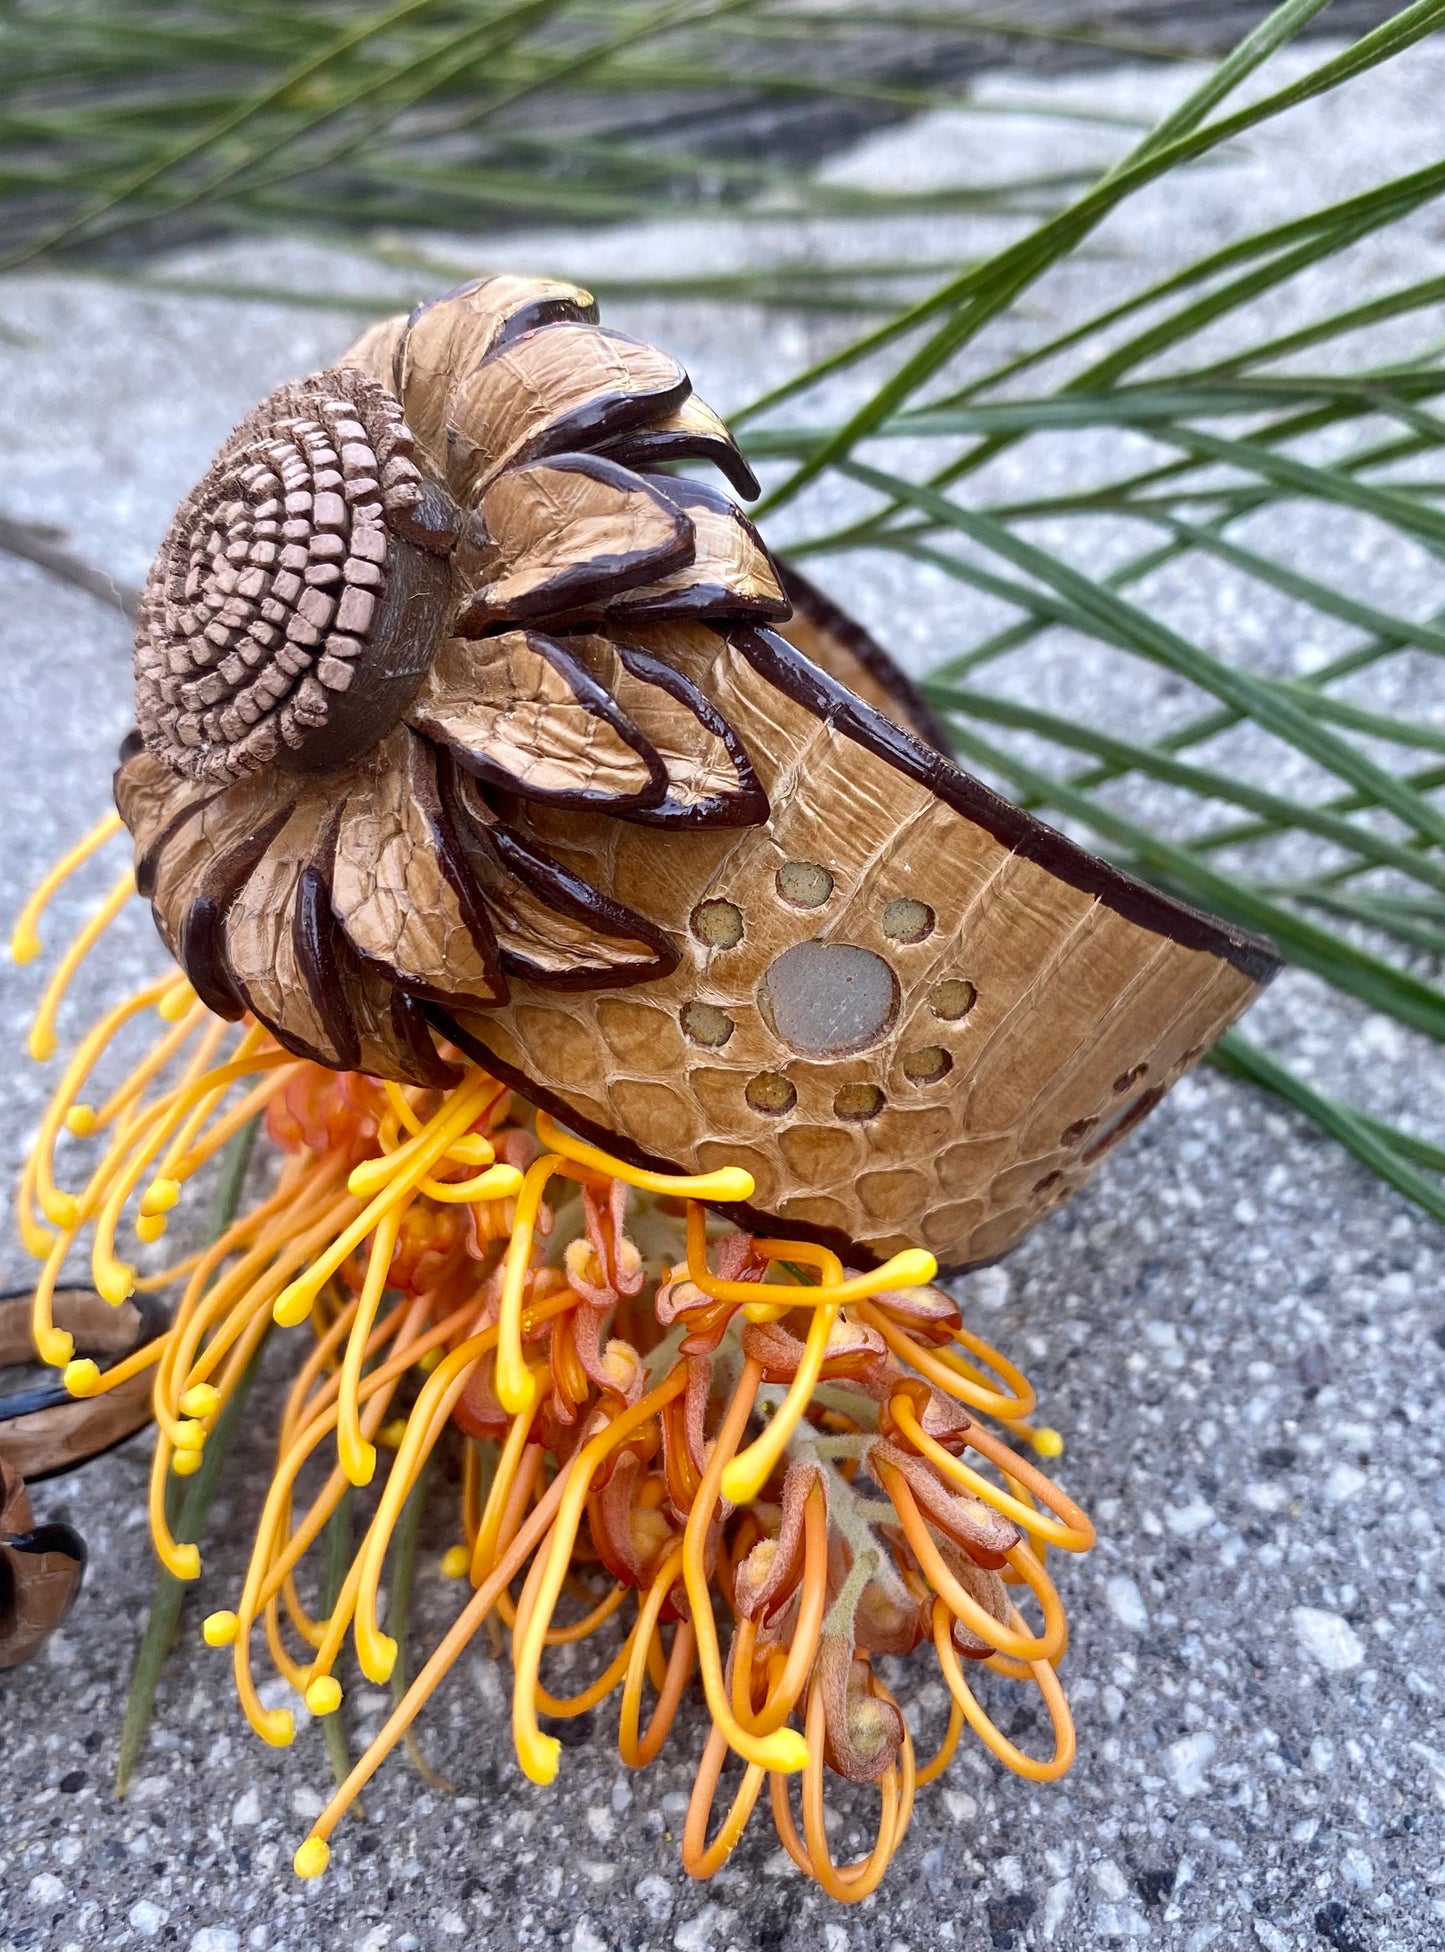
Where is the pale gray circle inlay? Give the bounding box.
[758,940,899,1056]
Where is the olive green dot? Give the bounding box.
[902,1046,952,1086]
[833,1082,884,1122]
[746,1070,797,1117]
[776,860,834,909]
[881,898,934,944]
[692,899,744,950]
[681,1002,734,1048]
[929,978,977,1022]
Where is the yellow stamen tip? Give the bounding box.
[762,1729,810,1773]
[446,1134,494,1166]
[36,1328,74,1368]
[416,1348,442,1375]
[440,1545,471,1579]
[167,1544,201,1582]
[358,1635,397,1685]
[27,1026,58,1063]
[40,1189,80,1228]
[305,1677,343,1716]
[65,1104,96,1137]
[272,1282,315,1328]
[64,1358,101,1398]
[378,1419,409,1450]
[345,1158,393,1198]
[135,1213,167,1244]
[473,1163,524,1200]
[140,1178,181,1216]
[877,1248,938,1287]
[259,1709,295,1749]
[11,925,42,965]
[157,984,193,1021]
[180,1383,220,1418]
[173,1419,206,1453]
[1030,1426,1065,1459]
[720,1456,768,1507]
[518,1733,562,1786]
[203,1611,239,1648]
[695,1167,755,1201]
[171,1448,203,1477]
[96,1262,136,1305]
[294,1837,330,1880]
[496,1363,537,1417]
[341,1440,376,1489]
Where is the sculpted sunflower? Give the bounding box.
[121,274,780,1085]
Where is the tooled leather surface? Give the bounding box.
[453,624,1263,1270]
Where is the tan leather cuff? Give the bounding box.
[0,1285,162,1483]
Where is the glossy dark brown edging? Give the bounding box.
[778,562,956,759]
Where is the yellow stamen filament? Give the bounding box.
[274,1075,492,1327]
[682,1357,809,1775]
[887,1393,1094,1553]
[337,1209,402,1488]
[511,1372,690,1784]
[10,809,123,964]
[27,871,136,1062]
[931,1599,1076,1781]
[15,857,1096,1901]
[533,1110,756,1204]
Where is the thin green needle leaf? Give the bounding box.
[1210,1032,1445,1224]
[837,457,1445,855]
[117,1116,261,1796]
[925,682,1445,897]
[387,1451,454,1791]
[320,1486,357,1800]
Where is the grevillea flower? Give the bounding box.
[11,850,1096,1901]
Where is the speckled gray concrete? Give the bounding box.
[3,43,1445,1952]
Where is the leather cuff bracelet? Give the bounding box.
[115,274,1279,1273]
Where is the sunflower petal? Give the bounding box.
[562,632,767,827]
[445,323,689,499]
[408,630,666,811]
[441,759,677,986]
[330,730,504,1006]
[384,275,597,472]
[457,454,693,628]
[597,393,760,501]
[604,478,788,624]
[144,768,300,1018]
[222,796,360,1069]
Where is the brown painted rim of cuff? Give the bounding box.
[748,592,1281,986]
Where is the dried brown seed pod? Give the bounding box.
[118,274,1279,1267]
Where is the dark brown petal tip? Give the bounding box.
[604,477,788,624]
[596,392,761,501]
[457,454,695,630]
[409,630,667,812]
[440,758,678,988]
[396,278,598,464]
[221,794,361,1070]
[445,322,689,500]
